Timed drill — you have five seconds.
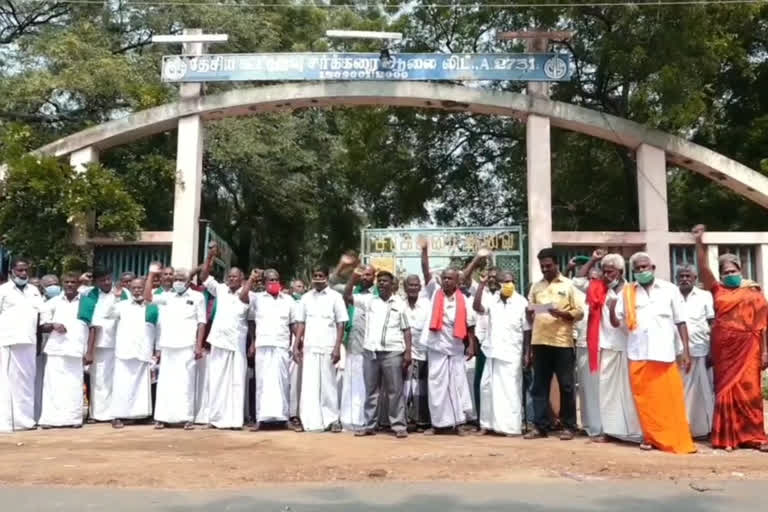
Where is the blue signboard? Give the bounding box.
[161,52,572,83]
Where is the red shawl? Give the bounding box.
[586,279,607,372]
[429,289,468,341]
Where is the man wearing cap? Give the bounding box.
[345,268,412,438]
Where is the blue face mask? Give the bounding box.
[11,274,28,287]
[44,285,62,299]
[722,274,742,289]
[172,281,188,295]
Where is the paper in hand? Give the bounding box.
[531,303,554,314]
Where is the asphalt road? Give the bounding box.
[2,480,764,511]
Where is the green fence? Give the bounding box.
[94,246,172,279]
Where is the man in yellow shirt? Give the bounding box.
[524,248,583,440]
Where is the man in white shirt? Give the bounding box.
[200,245,249,430]
[247,269,298,430]
[610,252,695,454]
[338,257,375,432]
[38,272,89,428]
[575,252,641,443]
[34,273,61,424]
[288,283,304,431]
[419,240,477,435]
[80,267,122,422]
[403,275,431,430]
[146,267,206,430]
[294,266,349,432]
[676,264,715,438]
[345,269,412,438]
[0,259,44,432]
[104,278,159,428]
[474,270,530,436]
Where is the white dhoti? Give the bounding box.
[0,344,37,432]
[34,353,47,423]
[289,357,301,419]
[110,357,152,419]
[208,346,246,429]
[464,356,478,421]
[154,347,197,424]
[599,349,642,443]
[576,346,602,437]
[300,352,339,432]
[39,355,84,427]
[193,355,210,425]
[89,347,115,421]
[683,355,714,438]
[340,351,366,431]
[254,346,290,423]
[427,350,474,428]
[479,357,522,435]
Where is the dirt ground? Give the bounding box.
[1,424,768,489]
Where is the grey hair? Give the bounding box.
[601,253,625,272]
[675,263,697,278]
[40,274,59,285]
[718,253,742,272]
[174,267,189,276]
[629,251,653,269]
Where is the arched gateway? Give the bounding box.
[30,80,768,284]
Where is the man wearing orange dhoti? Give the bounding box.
[609,252,695,455]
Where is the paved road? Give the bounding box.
[2,480,762,511]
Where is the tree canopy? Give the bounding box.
[1,0,767,276]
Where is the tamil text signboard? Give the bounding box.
[161,52,572,83]
[360,226,525,289]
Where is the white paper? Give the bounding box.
[531,303,554,314]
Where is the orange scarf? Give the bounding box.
[429,289,468,341]
[623,283,638,332]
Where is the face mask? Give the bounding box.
[266,282,281,296]
[292,292,302,300]
[11,274,28,287]
[500,282,515,297]
[633,271,654,285]
[173,281,188,295]
[722,274,742,289]
[44,285,62,299]
[133,296,145,304]
[608,279,619,289]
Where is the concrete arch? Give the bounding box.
[34,81,768,208]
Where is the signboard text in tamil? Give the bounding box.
[162,53,572,83]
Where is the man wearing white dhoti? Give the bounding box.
[294,266,348,433]
[288,281,304,431]
[146,268,206,430]
[0,259,44,432]
[200,244,249,430]
[337,256,375,432]
[80,267,125,422]
[345,269,412,438]
[105,278,158,428]
[576,251,642,443]
[246,269,298,430]
[676,264,715,439]
[419,239,477,435]
[474,271,530,436]
[34,274,61,423]
[569,258,602,439]
[403,275,431,430]
[38,273,89,428]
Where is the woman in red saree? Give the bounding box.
[694,225,768,451]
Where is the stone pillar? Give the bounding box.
[526,114,552,284]
[707,244,720,281]
[171,29,205,270]
[69,146,100,247]
[636,144,670,280]
[755,244,768,295]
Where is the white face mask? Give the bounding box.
[11,273,28,287]
[173,281,188,294]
